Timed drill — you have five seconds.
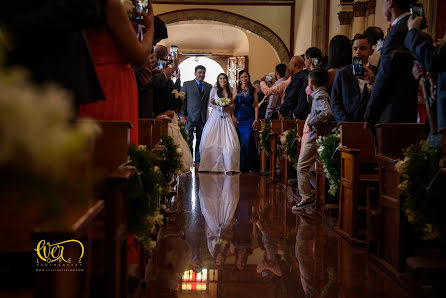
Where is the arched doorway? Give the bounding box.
[178,57,225,86]
[158,9,290,64]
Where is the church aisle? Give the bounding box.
[144,172,412,298]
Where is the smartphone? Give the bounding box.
[352,57,364,77]
[157,59,167,70]
[134,0,148,24]
[410,3,427,29]
[265,75,273,82]
[170,45,178,57]
[311,58,319,69]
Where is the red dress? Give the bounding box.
[78,28,139,144]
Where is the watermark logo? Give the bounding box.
[35,239,85,272]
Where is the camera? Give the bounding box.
[352,57,364,77]
[157,59,168,70]
[410,3,427,30]
[265,75,273,82]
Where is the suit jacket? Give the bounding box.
[181,80,212,124]
[280,69,309,119]
[364,15,418,127]
[331,64,378,123]
[405,29,446,131]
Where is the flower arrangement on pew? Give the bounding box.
[0,32,100,213]
[280,128,298,168]
[395,140,443,240]
[260,121,272,156]
[127,144,165,251]
[316,128,341,197]
[158,135,182,192]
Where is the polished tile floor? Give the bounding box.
[145,172,414,298]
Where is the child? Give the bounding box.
[292,68,333,211]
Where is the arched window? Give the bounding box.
[178,57,225,87]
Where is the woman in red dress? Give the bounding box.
[78,0,155,144]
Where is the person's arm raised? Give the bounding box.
[105,0,154,66]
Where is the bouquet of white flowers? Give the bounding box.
[215,97,232,107]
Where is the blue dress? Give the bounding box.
[235,89,258,172]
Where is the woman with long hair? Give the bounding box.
[232,70,258,172]
[326,35,351,91]
[199,73,240,173]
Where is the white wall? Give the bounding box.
[294,0,315,55]
[246,32,280,81]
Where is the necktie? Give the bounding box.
[198,81,203,92]
[388,23,393,33]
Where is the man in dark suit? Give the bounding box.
[180,65,212,165]
[332,34,378,124]
[279,55,309,120]
[405,15,446,133]
[364,0,419,132]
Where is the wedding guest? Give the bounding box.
[292,69,332,211]
[264,64,287,120]
[364,26,385,67]
[364,0,418,134]
[326,35,352,91]
[331,34,378,123]
[233,70,259,172]
[77,0,155,144]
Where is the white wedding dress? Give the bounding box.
[168,112,193,173]
[198,87,240,173]
[199,173,240,257]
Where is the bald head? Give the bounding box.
[289,56,305,75]
[154,45,168,59]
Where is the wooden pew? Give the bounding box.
[32,200,104,298]
[334,122,378,246]
[315,121,338,213]
[258,120,269,175]
[90,121,136,298]
[268,120,282,181]
[280,120,305,186]
[370,123,426,274]
[138,119,169,149]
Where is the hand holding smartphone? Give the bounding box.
[352,57,364,77]
[410,3,427,30]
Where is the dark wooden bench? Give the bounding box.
[258,120,269,174]
[138,118,169,149]
[334,122,378,246]
[370,123,426,274]
[268,120,282,180]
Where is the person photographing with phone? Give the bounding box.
[364,0,419,134]
[331,34,378,124]
[405,4,446,134]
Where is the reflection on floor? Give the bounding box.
[144,172,412,298]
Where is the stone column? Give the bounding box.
[352,1,369,37]
[367,0,376,27]
[338,11,354,37]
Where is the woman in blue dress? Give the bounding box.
[231,70,259,172]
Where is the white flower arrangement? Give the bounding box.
[0,68,100,180]
[171,89,186,100]
[215,97,232,107]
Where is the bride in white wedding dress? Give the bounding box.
[199,73,240,173]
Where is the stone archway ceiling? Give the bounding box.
[158,9,290,64]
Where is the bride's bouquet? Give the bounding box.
[214,97,232,119]
[215,97,231,107]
